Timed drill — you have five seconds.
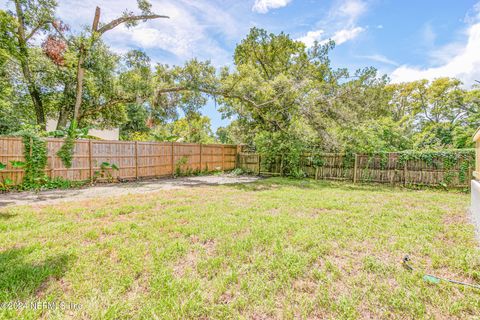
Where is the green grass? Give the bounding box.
[0,178,479,319]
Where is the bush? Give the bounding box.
[255,131,307,178]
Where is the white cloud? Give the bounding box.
[297,30,325,47]
[361,54,399,66]
[252,0,292,13]
[421,23,436,47]
[51,0,241,66]
[391,23,480,85]
[297,26,364,47]
[298,0,367,47]
[329,26,364,45]
[464,1,480,24]
[337,0,367,23]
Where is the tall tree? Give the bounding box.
[63,1,168,126]
[9,0,57,129]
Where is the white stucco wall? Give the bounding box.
[471,180,480,232]
[88,128,119,141]
[46,119,119,140]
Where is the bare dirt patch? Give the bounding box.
[0,175,260,208]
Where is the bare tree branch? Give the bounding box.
[50,21,69,43]
[154,86,275,109]
[97,14,169,35]
[25,21,47,41]
[92,7,101,31]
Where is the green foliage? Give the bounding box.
[0,130,77,191]
[120,104,150,140]
[56,121,79,168]
[174,156,189,177]
[215,126,232,144]
[0,177,14,191]
[229,168,245,175]
[0,10,19,68]
[388,78,479,151]
[169,114,215,143]
[93,162,119,183]
[255,131,307,178]
[38,177,87,190]
[310,154,325,168]
[55,123,99,169]
[0,162,14,191]
[18,129,48,189]
[215,120,254,145]
[397,149,475,187]
[2,5,479,160]
[0,178,477,318]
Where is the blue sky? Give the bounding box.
[3,0,480,131]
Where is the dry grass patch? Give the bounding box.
[0,178,478,319]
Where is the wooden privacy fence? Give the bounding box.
[237,151,474,188]
[0,137,238,185]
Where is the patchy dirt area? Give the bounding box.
[0,175,260,208]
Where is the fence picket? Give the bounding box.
[237,152,473,188]
[0,137,238,185]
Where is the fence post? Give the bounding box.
[315,166,319,180]
[258,154,261,175]
[88,140,93,181]
[222,145,225,171]
[280,155,284,176]
[171,142,175,177]
[235,146,239,169]
[353,153,358,183]
[403,162,408,186]
[29,137,33,181]
[134,141,139,179]
[199,143,203,172]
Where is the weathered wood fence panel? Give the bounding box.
[237,151,473,188]
[237,153,261,174]
[0,137,25,185]
[0,137,238,185]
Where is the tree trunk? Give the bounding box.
[14,0,46,130]
[70,6,167,126]
[56,108,69,130]
[57,82,73,130]
[72,46,86,125]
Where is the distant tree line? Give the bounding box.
[1,1,478,155]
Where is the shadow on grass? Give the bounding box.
[0,201,17,208]
[0,247,74,300]
[0,212,17,220]
[229,176,405,193]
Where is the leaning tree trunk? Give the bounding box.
[70,6,168,126]
[14,0,46,130]
[72,46,86,126]
[56,82,73,130]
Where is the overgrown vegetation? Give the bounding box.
[1,2,478,153]
[271,148,475,187]
[0,128,92,191]
[93,162,119,183]
[17,129,48,189]
[0,178,477,319]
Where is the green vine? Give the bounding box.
[18,129,48,188]
[291,149,474,187]
[397,149,475,187]
[311,154,325,167]
[57,121,78,168]
[459,161,470,183]
[342,152,355,169]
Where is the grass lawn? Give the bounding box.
[0,178,479,319]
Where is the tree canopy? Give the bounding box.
[0,3,478,156]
